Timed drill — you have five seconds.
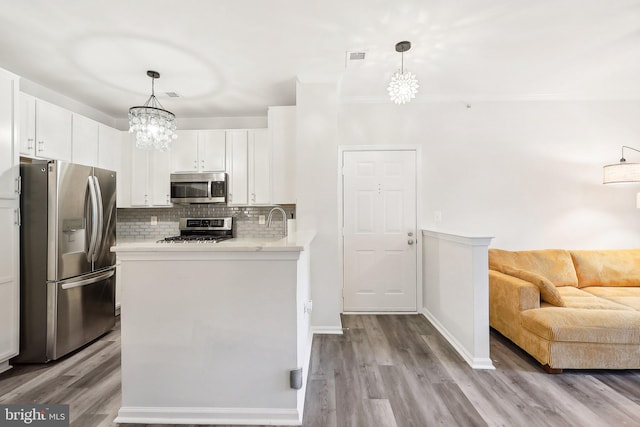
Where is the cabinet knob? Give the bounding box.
[37,140,44,152]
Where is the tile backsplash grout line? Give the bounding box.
[116,205,296,241]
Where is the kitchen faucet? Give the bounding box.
[266,206,287,237]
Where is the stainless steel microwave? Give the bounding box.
[170,172,227,204]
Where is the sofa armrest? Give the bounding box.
[489,270,540,336]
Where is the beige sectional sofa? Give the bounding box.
[488,248,640,373]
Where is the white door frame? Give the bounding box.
[338,145,423,313]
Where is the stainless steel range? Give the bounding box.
[159,217,234,243]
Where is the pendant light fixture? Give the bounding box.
[387,41,419,104]
[128,70,177,151]
[603,146,640,184]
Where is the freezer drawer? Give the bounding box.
[47,268,115,361]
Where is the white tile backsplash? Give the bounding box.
[116,205,295,241]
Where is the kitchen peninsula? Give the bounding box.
[112,232,314,426]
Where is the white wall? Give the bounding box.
[295,81,342,332]
[294,92,640,328]
[339,99,640,249]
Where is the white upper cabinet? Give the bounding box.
[248,129,271,205]
[199,130,226,172]
[171,130,198,172]
[19,94,72,161]
[225,130,249,206]
[268,106,296,204]
[98,125,130,208]
[35,99,72,161]
[171,130,226,173]
[130,135,171,207]
[18,93,36,157]
[0,72,18,200]
[226,129,271,207]
[71,113,99,166]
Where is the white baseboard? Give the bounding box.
[421,309,495,370]
[115,406,302,426]
[0,360,12,375]
[311,326,344,335]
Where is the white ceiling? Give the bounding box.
[1,0,639,120]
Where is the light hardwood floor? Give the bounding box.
[1,315,640,426]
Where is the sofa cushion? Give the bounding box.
[556,287,637,311]
[570,249,640,288]
[489,249,579,287]
[500,266,565,306]
[581,287,640,311]
[521,307,640,344]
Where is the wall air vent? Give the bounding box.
[349,52,366,61]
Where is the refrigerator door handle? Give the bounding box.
[92,174,104,263]
[86,176,99,262]
[59,268,115,290]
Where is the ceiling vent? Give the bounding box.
[348,52,366,61]
[165,92,180,98]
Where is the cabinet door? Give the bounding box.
[268,106,296,204]
[130,145,150,206]
[150,150,171,206]
[36,100,72,161]
[72,114,99,166]
[0,201,19,365]
[19,93,36,156]
[99,125,130,207]
[249,129,271,205]
[171,130,198,172]
[226,130,248,206]
[198,130,226,172]
[0,75,18,200]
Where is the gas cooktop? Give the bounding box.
[157,217,233,244]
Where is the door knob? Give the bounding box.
[408,239,414,245]
[408,232,414,237]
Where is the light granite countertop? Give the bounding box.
[112,231,315,253]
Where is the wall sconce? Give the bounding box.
[603,146,640,184]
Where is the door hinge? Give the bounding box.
[15,176,21,195]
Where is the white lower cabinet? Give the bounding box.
[0,68,19,373]
[130,137,171,207]
[0,200,19,373]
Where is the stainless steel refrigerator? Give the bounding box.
[14,160,117,363]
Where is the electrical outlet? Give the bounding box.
[304,300,313,314]
[150,216,158,226]
[259,215,266,225]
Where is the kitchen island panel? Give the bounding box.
[114,233,313,425]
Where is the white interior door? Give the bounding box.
[342,150,417,311]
